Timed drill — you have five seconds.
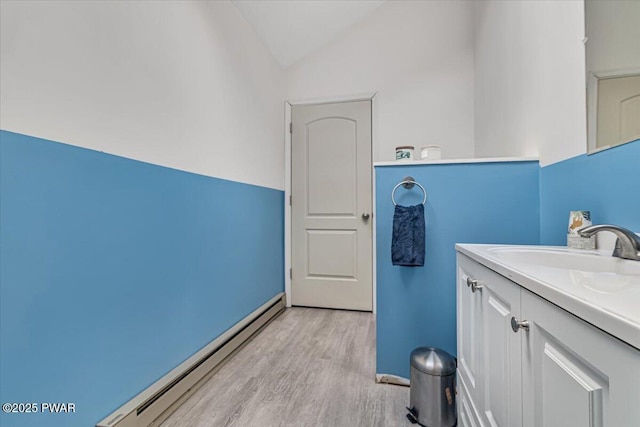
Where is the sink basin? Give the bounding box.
[487,247,640,276]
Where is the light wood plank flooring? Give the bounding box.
[161,307,410,427]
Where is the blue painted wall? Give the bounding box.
[540,139,640,245]
[0,131,284,427]
[375,161,540,378]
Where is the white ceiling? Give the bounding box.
[231,0,386,68]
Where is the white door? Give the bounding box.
[291,100,372,311]
[597,74,640,148]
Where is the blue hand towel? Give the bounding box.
[391,204,425,267]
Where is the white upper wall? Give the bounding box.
[285,0,475,162]
[0,0,285,190]
[474,0,587,166]
[2,0,600,175]
[232,0,385,68]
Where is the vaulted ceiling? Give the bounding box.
[231,0,386,68]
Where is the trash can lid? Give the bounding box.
[410,347,456,376]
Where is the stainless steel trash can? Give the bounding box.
[407,347,457,427]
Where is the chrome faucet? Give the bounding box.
[579,224,640,261]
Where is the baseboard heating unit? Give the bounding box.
[97,293,286,427]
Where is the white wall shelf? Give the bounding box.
[373,156,539,167]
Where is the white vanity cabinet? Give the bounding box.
[457,252,640,427]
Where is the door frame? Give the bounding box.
[284,92,378,312]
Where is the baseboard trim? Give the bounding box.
[375,373,410,387]
[97,293,286,427]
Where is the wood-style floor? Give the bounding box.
[161,307,411,427]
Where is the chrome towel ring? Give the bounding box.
[391,176,427,206]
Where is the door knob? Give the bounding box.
[511,316,529,333]
[362,212,370,221]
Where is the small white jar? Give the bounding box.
[420,145,442,160]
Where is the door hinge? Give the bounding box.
[289,195,292,206]
[289,122,293,134]
[289,268,292,279]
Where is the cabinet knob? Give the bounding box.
[511,316,529,333]
[466,277,482,292]
[362,212,370,221]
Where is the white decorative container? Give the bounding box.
[420,145,441,160]
[396,146,415,161]
[567,210,596,249]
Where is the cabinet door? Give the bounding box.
[479,268,522,427]
[457,254,484,423]
[521,289,640,427]
[459,378,481,427]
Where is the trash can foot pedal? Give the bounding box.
[406,407,418,424]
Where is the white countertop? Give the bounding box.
[374,156,538,167]
[456,244,640,350]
